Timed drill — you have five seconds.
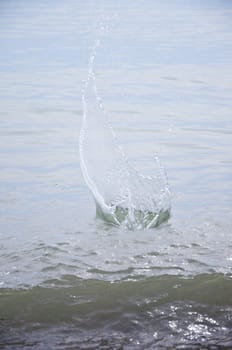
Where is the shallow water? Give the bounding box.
[0,0,232,349]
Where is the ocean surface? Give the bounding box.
[0,0,232,349]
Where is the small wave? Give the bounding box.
[0,274,231,349]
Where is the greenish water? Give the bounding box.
[0,0,232,349]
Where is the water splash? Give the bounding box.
[80,42,171,230]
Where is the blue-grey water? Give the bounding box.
[0,0,232,349]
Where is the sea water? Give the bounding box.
[0,0,232,349]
